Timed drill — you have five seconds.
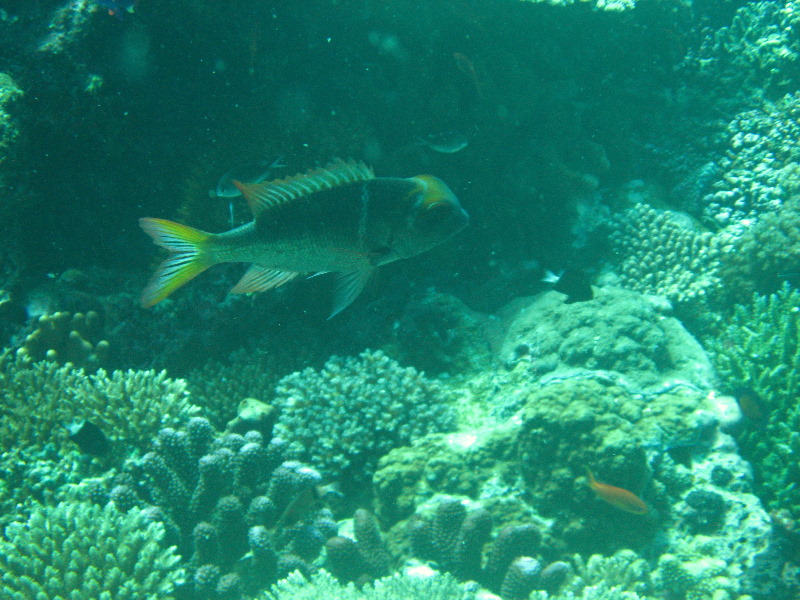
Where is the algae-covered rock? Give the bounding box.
[389,290,499,375]
[500,288,715,390]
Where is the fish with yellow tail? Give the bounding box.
[139,159,469,317]
[583,467,648,515]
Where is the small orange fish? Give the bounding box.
[584,467,648,515]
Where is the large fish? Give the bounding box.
[140,159,469,317]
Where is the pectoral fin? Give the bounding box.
[330,269,373,319]
[230,266,299,294]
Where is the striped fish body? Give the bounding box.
[139,160,468,316]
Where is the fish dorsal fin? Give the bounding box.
[234,158,375,217]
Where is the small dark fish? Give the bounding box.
[734,387,767,427]
[453,52,486,99]
[210,156,286,199]
[66,419,111,456]
[543,269,594,303]
[416,130,469,154]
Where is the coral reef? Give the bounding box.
[0,501,183,599]
[681,1,800,94]
[388,290,498,375]
[720,194,800,298]
[187,347,288,430]
[518,0,636,11]
[16,310,109,370]
[499,287,715,391]
[407,496,546,594]
[0,72,22,156]
[609,204,725,310]
[261,569,475,600]
[707,284,800,523]
[324,508,394,584]
[700,93,800,229]
[0,350,197,455]
[273,349,457,481]
[103,417,336,598]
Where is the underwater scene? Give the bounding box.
[2,0,800,598]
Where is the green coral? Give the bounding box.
[610,203,725,310]
[0,72,22,156]
[273,349,456,480]
[0,350,197,454]
[261,569,474,600]
[0,501,184,599]
[722,194,800,298]
[682,1,800,93]
[707,284,800,519]
[501,287,715,390]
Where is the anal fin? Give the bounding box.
[330,269,373,319]
[230,266,299,294]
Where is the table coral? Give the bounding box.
[273,349,457,481]
[0,501,183,599]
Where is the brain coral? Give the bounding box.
[273,349,456,480]
[0,501,183,599]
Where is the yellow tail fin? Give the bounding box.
[139,218,214,307]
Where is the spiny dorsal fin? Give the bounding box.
[234,158,375,217]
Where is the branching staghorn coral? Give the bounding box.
[707,284,800,520]
[0,501,184,599]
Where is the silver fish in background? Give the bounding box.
[416,130,469,154]
[210,156,286,228]
[209,156,286,198]
[140,159,469,317]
